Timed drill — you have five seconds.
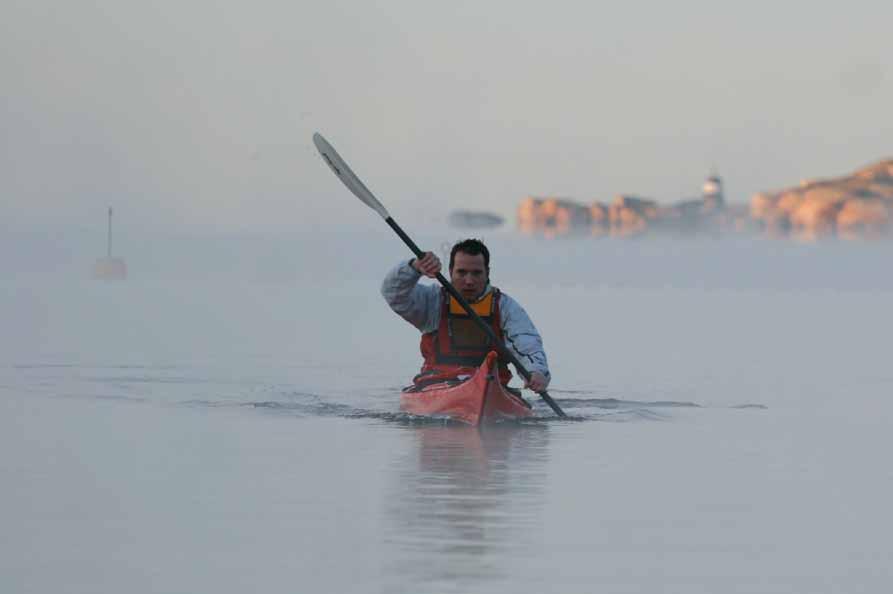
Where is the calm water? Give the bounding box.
[3,228,893,593]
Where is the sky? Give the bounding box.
[1,0,890,233]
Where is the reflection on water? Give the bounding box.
[383,424,549,592]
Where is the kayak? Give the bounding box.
[400,351,533,425]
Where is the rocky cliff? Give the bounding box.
[750,159,893,240]
[518,175,732,238]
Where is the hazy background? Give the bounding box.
[5,5,893,591]
[2,0,890,234]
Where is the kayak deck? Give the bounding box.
[400,352,533,426]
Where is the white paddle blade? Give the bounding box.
[313,133,390,220]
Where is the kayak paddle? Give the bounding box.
[312,132,566,418]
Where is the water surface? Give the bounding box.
[3,230,892,593]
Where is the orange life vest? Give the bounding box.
[415,288,513,386]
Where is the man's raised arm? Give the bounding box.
[380,254,442,333]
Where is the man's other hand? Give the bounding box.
[524,371,548,393]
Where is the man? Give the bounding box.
[381,238,550,392]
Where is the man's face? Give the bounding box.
[450,251,488,301]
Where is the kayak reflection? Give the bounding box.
[383,423,549,590]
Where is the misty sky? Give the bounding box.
[2,0,890,233]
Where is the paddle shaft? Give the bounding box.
[384,217,567,418]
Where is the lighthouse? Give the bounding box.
[702,174,725,211]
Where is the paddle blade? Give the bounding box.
[313,133,390,220]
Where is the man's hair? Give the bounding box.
[449,238,490,272]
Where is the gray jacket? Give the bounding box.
[380,259,551,385]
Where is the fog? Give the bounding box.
[4,226,891,375]
[4,3,893,591]
[3,1,891,233]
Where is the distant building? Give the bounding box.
[93,207,127,280]
[702,174,725,211]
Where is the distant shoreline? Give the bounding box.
[517,158,893,241]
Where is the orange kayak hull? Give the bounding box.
[400,352,533,426]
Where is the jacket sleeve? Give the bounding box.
[380,259,441,333]
[499,293,551,386]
